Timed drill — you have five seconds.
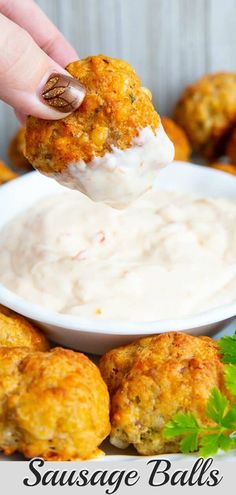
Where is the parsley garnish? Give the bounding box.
[224,364,236,396]
[219,334,236,363]
[164,335,236,456]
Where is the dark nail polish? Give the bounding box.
[41,73,85,113]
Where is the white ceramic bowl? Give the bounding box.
[0,162,236,354]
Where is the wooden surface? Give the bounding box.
[0,0,235,164]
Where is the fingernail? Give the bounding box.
[41,73,85,113]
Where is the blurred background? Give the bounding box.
[0,0,235,163]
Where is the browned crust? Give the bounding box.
[25,55,160,174]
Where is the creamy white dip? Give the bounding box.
[49,125,174,208]
[1,190,236,321]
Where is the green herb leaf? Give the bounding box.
[230,432,236,445]
[219,335,236,364]
[180,432,199,453]
[164,412,200,439]
[224,364,236,396]
[218,433,232,451]
[222,403,236,429]
[205,387,229,424]
[199,433,220,457]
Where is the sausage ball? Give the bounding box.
[226,127,236,164]
[161,117,191,161]
[0,347,110,460]
[0,160,17,185]
[0,305,49,350]
[25,55,174,207]
[210,162,236,176]
[0,347,30,427]
[100,332,228,455]
[8,128,32,171]
[174,73,236,159]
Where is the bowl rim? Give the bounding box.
[0,163,236,335]
[0,283,236,335]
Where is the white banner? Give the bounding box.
[0,457,235,494]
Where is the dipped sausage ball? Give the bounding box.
[0,305,49,350]
[0,347,110,460]
[174,72,236,159]
[0,160,17,185]
[100,332,228,455]
[8,128,32,171]
[161,116,191,161]
[226,127,236,164]
[25,55,174,207]
[210,162,236,176]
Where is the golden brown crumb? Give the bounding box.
[0,305,49,350]
[100,332,230,455]
[226,127,236,164]
[8,128,32,171]
[210,162,236,176]
[0,160,17,185]
[25,55,160,175]
[0,347,110,460]
[174,72,236,159]
[161,116,191,161]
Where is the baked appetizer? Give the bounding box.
[0,305,48,350]
[8,128,32,171]
[25,55,174,207]
[0,347,110,460]
[210,162,236,176]
[0,160,17,185]
[100,332,230,455]
[174,72,236,159]
[226,127,236,164]
[161,116,191,161]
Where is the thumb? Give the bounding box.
[0,14,85,120]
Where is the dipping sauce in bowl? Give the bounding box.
[0,188,236,321]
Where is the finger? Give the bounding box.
[0,14,85,120]
[0,0,77,66]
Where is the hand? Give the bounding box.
[0,0,85,122]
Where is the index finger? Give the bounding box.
[0,0,78,67]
